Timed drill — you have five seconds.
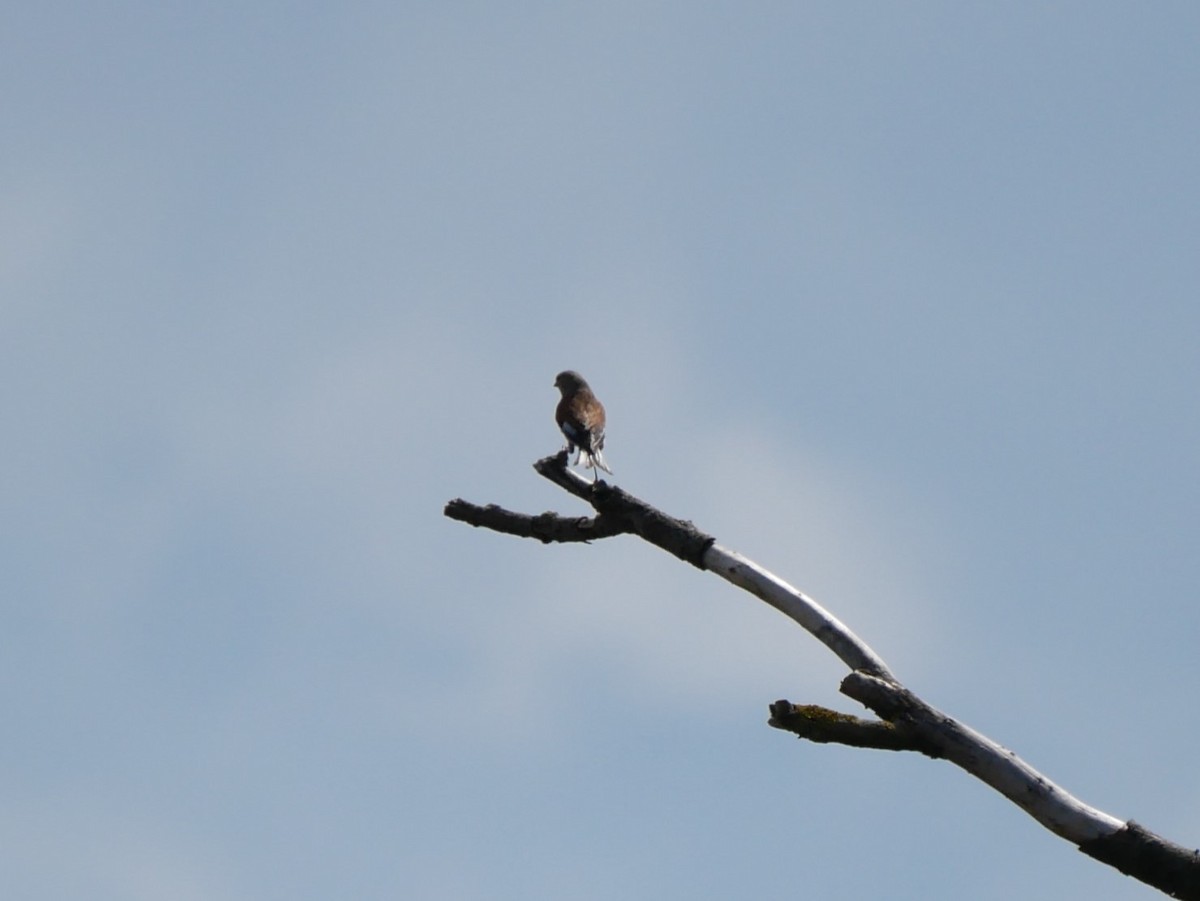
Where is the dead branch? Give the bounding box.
[444,454,1200,899]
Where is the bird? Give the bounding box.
[553,370,612,481]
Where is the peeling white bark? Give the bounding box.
[703,544,894,680]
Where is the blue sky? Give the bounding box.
[4,3,1200,898]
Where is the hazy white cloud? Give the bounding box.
[0,799,241,901]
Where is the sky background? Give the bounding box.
[4,3,1199,899]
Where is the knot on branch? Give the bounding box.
[525,454,717,566]
[590,485,716,568]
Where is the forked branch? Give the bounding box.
[444,454,1200,899]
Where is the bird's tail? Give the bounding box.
[581,449,613,474]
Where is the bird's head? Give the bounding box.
[553,370,588,395]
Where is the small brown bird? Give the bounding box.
[554,370,612,481]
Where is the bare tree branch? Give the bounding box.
[768,701,930,752]
[837,670,1122,840]
[444,456,1200,899]
[444,499,628,544]
[703,544,894,679]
